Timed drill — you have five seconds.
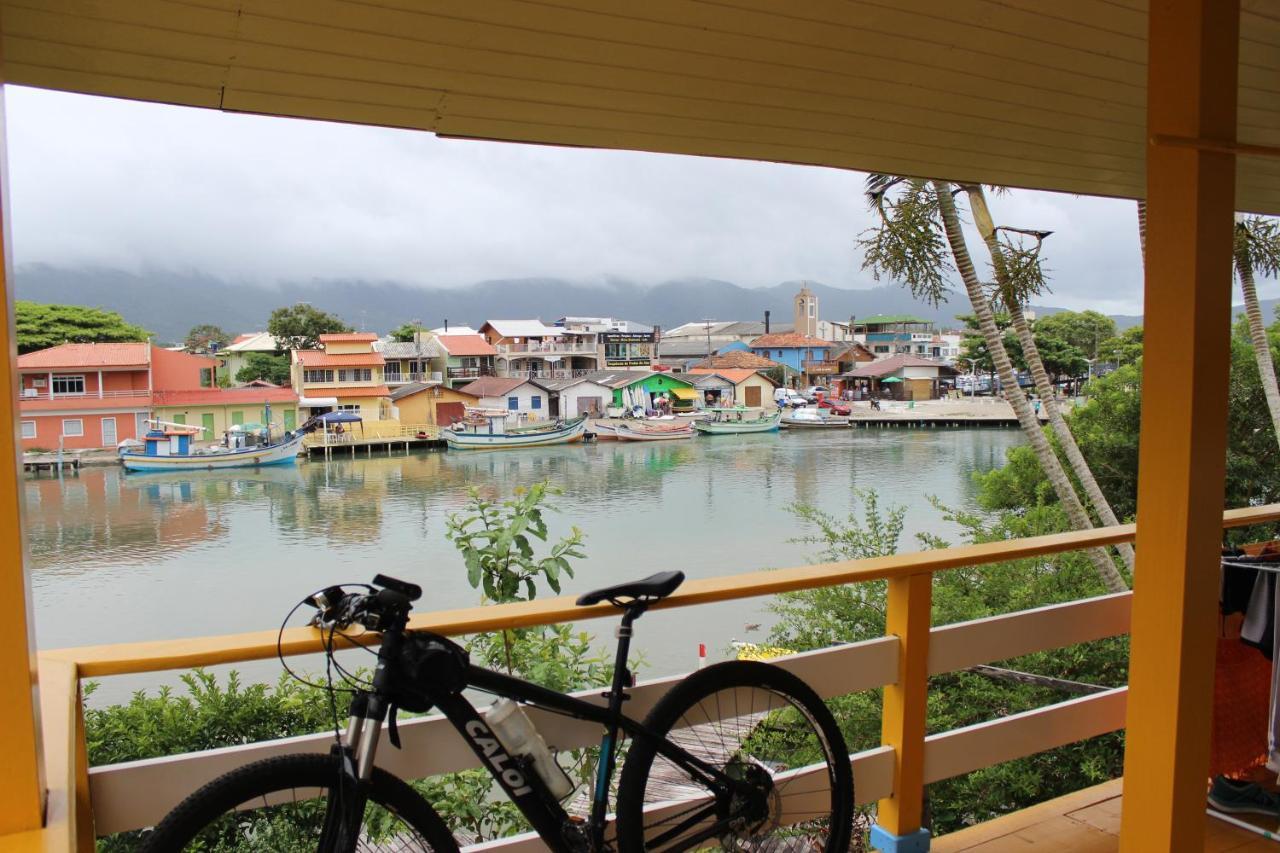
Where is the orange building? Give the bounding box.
[16,343,214,450]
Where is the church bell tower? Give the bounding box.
[794,283,818,337]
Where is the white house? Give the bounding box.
[529,376,616,418]
[456,376,549,420]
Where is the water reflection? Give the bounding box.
[25,429,1022,694]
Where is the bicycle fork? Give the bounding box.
[321,693,385,853]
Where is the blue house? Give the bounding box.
[748,333,835,386]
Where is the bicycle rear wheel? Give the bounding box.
[615,660,853,852]
[140,752,459,852]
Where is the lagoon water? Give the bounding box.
[24,427,1021,702]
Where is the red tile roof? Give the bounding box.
[687,368,776,385]
[296,350,386,367]
[749,333,833,349]
[458,376,533,397]
[318,333,378,343]
[328,385,391,398]
[436,334,497,356]
[690,350,781,370]
[151,387,299,406]
[18,342,150,369]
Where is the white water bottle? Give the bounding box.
[487,698,575,800]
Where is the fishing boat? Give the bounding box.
[590,421,620,441]
[121,417,305,472]
[445,411,588,450]
[614,421,695,441]
[779,407,850,428]
[693,408,781,435]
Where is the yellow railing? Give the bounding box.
[301,422,439,447]
[23,503,1280,851]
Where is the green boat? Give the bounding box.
[692,407,782,435]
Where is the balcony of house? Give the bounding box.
[802,360,840,376]
[445,366,495,380]
[25,503,1280,851]
[494,341,597,355]
[18,388,150,402]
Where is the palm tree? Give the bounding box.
[1234,215,1280,449]
[860,176,1127,593]
[964,186,1135,571]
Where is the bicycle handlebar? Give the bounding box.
[307,575,421,633]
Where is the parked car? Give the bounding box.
[816,397,852,416]
[801,385,830,402]
[773,388,807,408]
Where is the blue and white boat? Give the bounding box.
[444,411,588,450]
[120,415,305,472]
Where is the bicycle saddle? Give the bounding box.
[576,571,685,607]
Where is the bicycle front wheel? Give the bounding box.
[140,752,459,852]
[616,660,853,852]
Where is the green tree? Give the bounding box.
[1026,333,1088,384]
[184,324,232,354]
[267,303,352,352]
[1097,326,1143,366]
[15,301,150,353]
[390,323,420,343]
[1033,311,1117,361]
[235,352,292,385]
[1233,215,1280,456]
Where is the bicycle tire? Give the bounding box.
[615,660,853,852]
[140,752,459,852]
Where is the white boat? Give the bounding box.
[693,408,782,435]
[445,412,588,450]
[591,421,620,441]
[780,407,851,428]
[121,428,305,471]
[615,422,695,441]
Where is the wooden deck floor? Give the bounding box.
[933,779,1276,851]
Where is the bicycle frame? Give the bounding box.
[339,605,754,852]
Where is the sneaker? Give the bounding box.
[1208,776,1280,816]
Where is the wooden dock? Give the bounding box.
[22,452,82,474]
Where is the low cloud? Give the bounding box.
[8,86,1256,314]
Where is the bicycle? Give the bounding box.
[142,571,853,851]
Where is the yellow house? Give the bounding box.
[687,368,778,408]
[389,382,479,427]
[291,333,390,422]
[149,386,300,437]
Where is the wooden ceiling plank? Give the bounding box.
[249,0,1148,120]
[234,11,1148,150]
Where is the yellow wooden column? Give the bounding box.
[0,23,47,836]
[871,572,931,852]
[1119,0,1238,849]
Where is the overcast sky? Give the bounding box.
[7,86,1269,316]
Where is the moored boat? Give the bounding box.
[779,407,850,428]
[590,421,620,440]
[445,411,588,450]
[615,421,695,441]
[693,408,781,435]
[121,418,305,472]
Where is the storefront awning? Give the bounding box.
[299,396,339,407]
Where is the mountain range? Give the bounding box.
[12,264,1241,343]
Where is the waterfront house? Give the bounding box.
[457,376,549,420]
[480,320,600,379]
[388,381,479,427]
[747,333,835,387]
[584,369,697,413]
[528,375,617,418]
[379,334,435,387]
[220,332,282,384]
[856,315,939,359]
[844,354,959,401]
[17,342,215,450]
[556,317,657,370]
[291,333,391,421]
[151,385,301,435]
[431,334,498,389]
[687,368,778,408]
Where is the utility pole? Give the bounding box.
[703,319,714,359]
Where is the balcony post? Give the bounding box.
[871,572,931,852]
[1120,0,1238,849]
[0,47,46,835]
